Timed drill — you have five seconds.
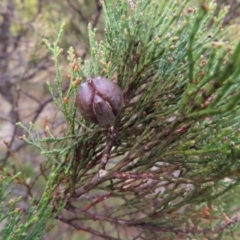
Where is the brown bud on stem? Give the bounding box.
[76,76,124,126]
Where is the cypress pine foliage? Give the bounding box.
[0,168,64,240]
[2,0,240,239]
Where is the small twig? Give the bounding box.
[20,89,41,104]
[0,119,65,164]
[66,0,88,24]
[92,0,102,29]
[83,193,113,212]
[99,128,116,170]
[214,211,240,233]
[56,215,119,240]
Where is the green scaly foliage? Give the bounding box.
[2,0,240,239]
[0,167,64,240]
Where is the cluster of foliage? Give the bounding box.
[1,0,240,239]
